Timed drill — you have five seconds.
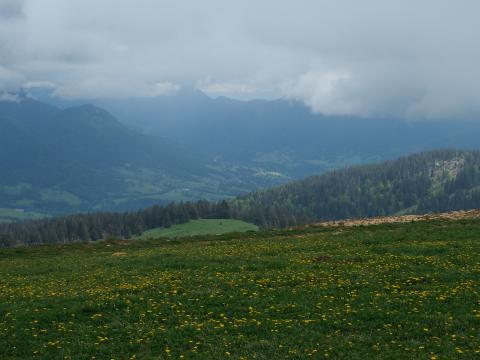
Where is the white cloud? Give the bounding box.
[22,80,56,89]
[150,82,180,96]
[198,79,257,95]
[0,92,20,102]
[0,65,23,91]
[1,0,480,119]
[0,0,24,19]
[283,71,354,115]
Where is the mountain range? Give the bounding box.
[0,94,281,219]
[37,88,480,176]
[3,88,480,220]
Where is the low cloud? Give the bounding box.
[283,71,355,116]
[0,92,20,102]
[0,0,24,19]
[150,82,180,97]
[198,79,258,95]
[0,0,480,119]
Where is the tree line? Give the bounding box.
[0,200,230,247]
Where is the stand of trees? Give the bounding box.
[0,200,230,247]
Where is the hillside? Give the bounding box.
[4,149,480,247]
[232,150,480,227]
[0,96,283,219]
[1,216,479,358]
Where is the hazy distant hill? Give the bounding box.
[0,96,281,218]
[232,150,480,227]
[0,99,201,178]
[37,88,480,178]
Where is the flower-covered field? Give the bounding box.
[1,219,479,359]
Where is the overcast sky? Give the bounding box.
[1,0,480,119]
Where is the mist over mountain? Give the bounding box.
[3,1,480,121]
[5,87,480,222]
[34,88,480,178]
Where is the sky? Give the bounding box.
[1,0,480,120]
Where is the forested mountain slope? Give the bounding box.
[232,150,480,227]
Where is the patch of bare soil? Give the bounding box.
[314,209,480,228]
[313,255,332,263]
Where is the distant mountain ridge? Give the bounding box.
[0,101,200,176]
[36,88,480,178]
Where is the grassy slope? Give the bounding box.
[138,219,259,239]
[1,220,480,359]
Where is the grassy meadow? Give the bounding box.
[138,219,259,239]
[0,219,480,359]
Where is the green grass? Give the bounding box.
[138,219,259,239]
[1,219,480,359]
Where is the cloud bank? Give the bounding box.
[1,0,480,119]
